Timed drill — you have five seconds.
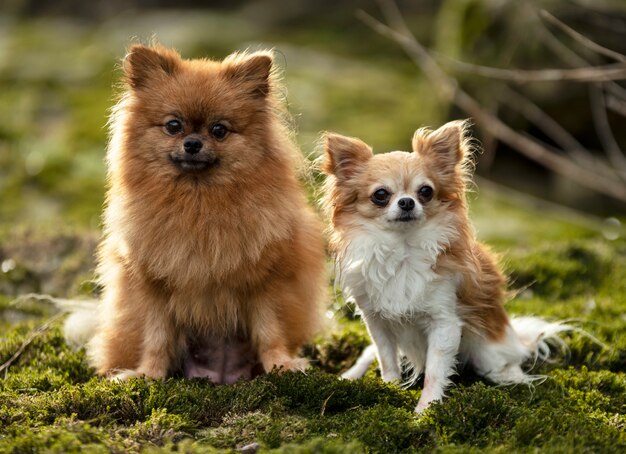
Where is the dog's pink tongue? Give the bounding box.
[183,336,261,384]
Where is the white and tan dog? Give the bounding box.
[321,120,570,413]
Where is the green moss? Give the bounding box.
[550,367,626,414]
[512,403,626,452]
[506,240,612,300]
[125,408,192,447]
[304,330,370,375]
[323,404,432,452]
[196,410,275,448]
[1,420,113,454]
[1,227,624,454]
[265,437,366,454]
[425,383,526,447]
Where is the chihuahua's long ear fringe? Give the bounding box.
[413,119,477,197]
[456,119,478,193]
[315,132,372,252]
[322,133,373,181]
[413,119,474,166]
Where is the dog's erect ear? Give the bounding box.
[323,133,373,182]
[412,120,467,171]
[223,51,273,98]
[124,44,180,89]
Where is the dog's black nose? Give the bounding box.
[183,138,203,154]
[398,197,415,211]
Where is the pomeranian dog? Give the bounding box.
[78,44,326,382]
[321,120,570,412]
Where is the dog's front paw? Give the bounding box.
[414,398,432,414]
[341,368,363,380]
[269,357,309,374]
[280,357,309,372]
[261,349,309,373]
[415,391,443,414]
[381,370,402,383]
[109,366,167,382]
[109,369,141,382]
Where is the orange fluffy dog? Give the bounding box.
[89,44,326,382]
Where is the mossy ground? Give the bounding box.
[1,8,626,454]
[2,226,626,453]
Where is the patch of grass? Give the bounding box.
[512,401,626,452]
[506,240,613,300]
[1,229,624,452]
[304,330,370,375]
[424,383,526,448]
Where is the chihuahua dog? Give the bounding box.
[322,120,570,412]
[80,44,326,382]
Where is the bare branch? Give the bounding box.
[516,129,623,183]
[540,10,626,63]
[498,86,621,179]
[434,52,626,83]
[532,9,626,170]
[589,84,626,172]
[500,86,585,154]
[606,94,626,116]
[535,12,626,117]
[358,1,626,203]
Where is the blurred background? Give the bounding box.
[1,0,625,232]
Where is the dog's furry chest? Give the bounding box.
[338,228,459,320]
[114,192,294,289]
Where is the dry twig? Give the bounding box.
[540,10,626,63]
[0,312,65,377]
[500,86,586,155]
[435,53,626,83]
[589,84,626,173]
[536,9,626,117]
[499,86,624,179]
[534,7,626,173]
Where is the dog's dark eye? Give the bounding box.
[165,119,183,135]
[418,185,434,203]
[210,123,228,140]
[371,188,391,207]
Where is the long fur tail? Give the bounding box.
[9,293,99,349]
[62,301,99,349]
[510,316,572,363]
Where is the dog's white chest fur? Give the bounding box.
[339,218,460,320]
